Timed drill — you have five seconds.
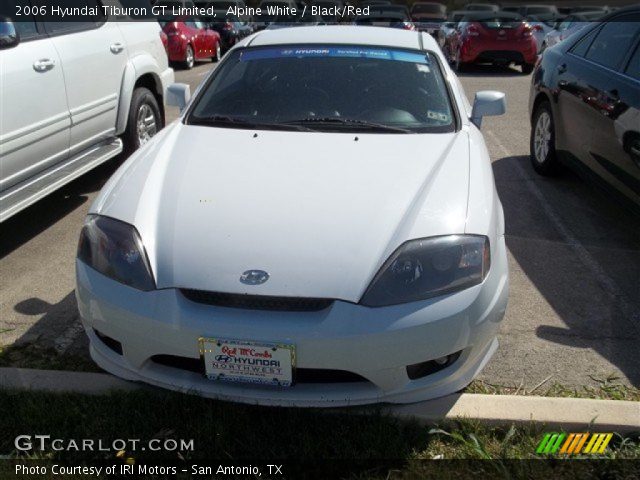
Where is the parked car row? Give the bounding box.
[151,1,617,70]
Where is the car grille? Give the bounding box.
[181,289,334,312]
[150,355,369,384]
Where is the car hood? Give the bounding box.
[92,123,470,302]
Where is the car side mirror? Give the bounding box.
[0,17,19,50]
[166,83,191,112]
[471,91,506,128]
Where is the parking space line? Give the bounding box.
[486,129,640,332]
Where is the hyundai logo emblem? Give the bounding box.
[240,270,269,285]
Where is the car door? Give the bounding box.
[37,0,128,157]
[0,4,70,193]
[552,27,599,163]
[583,17,640,206]
[184,19,208,58]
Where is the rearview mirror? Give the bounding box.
[0,17,19,50]
[471,91,506,128]
[166,83,191,112]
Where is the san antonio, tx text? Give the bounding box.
[16,464,284,476]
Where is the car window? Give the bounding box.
[411,4,445,14]
[585,15,640,70]
[625,43,640,80]
[185,20,204,29]
[37,0,106,35]
[570,28,598,57]
[189,46,455,133]
[527,7,553,15]
[558,17,574,30]
[0,1,39,40]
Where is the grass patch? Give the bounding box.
[1,389,638,479]
[467,376,640,402]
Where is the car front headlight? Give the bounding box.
[360,235,490,307]
[77,215,155,291]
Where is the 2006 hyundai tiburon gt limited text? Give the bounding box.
[76,26,509,406]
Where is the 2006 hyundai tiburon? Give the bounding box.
[76,26,509,406]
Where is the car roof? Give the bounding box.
[246,25,435,51]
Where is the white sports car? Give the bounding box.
[76,26,509,407]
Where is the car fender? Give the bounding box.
[465,125,502,240]
[115,55,165,135]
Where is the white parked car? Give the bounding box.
[541,11,605,51]
[0,1,174,222]
[76,26,509,407]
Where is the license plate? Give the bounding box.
[199,337,295,387]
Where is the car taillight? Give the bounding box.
[466,24,480,36]
[402,21,415,30]
[522,25,534,37]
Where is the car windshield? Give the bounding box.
[188,45,455,133]
[466,12,523,28]
[411,4,444,14]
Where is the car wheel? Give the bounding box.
[213,42,221,62]
[184,45,194,69]
[522,63,535,74]
[123,87,163,154]
[530,100,560,176]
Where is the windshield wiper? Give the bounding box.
[280,117,415,133]
[191,115,314,131]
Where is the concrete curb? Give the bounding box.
[381,393,640,434]
[2,368,638,432]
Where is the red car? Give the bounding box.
[161,18,221,69]
[445,12,538,74]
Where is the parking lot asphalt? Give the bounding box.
[1,60,638,392]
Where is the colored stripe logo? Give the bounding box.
[536,433,613,455]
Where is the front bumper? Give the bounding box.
[76,237,508,407]
[461,41,538,65]
[159,67,174,101]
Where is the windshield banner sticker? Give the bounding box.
[240,46,429,64]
